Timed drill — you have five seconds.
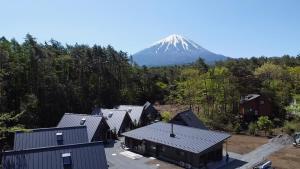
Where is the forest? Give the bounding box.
[1,34,300,150]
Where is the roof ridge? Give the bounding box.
[65,113,103,117]
[15,126,87,133]
[3,141,104,155]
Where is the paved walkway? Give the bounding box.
[105,139,156,169]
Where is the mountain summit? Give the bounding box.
[133,34,227,66]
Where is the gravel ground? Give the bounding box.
[267,145,300,169]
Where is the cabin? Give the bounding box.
[2,142,108,169]
[117,101,160,127]
[92,108,134,138]
[239,94,272,122]
[13,126,88,150]
[122,122,230,169]
[57,113,110,142]
[169,110,207,130]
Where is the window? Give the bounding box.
[260,100,264,105]
[62,153,72,166]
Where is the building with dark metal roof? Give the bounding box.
[91,108,133,137]
[169,110,207,130]
[57,113,110,142]
[117,101,160,127]
[14,126,88,150]
[122,122,230,168]
[2,142,108,169]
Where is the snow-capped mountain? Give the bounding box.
[133,34,227,66]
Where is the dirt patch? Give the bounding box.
[268,145,300,169]
[146,159,183,169]
[226,135,269,154]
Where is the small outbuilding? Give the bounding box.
[57,113,110,142]
[122,122,230,169]
[2,142,108,169]
[169,110,207,130]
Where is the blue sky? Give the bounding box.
[1,0,299,58]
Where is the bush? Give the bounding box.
[233,123,241,134]
[283,120,300,135]
[248,122,258,135]
[161,111,171,122]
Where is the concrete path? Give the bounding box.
[105,139,156,169]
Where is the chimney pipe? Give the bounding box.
[170,123,175,138]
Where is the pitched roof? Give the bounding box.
[170,110,207,130]
[122,122,230,154]
[93,108,131,134]
[14,126,88,150]
[117,105,144,124]
[2,142,108,169]
[57,113,106,141]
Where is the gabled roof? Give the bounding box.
[122,122,230,154]
[2,142,108,169]
[170,110,207,130]
[14,126,88,150]
[57,113,107,141]
[117,105,144,124]
[92,108,131,134]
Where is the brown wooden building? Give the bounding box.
[122,122,230,168]
[239,94,272,122]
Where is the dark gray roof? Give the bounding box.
[2,142,108,169]
[57,113,106,141]
[117,105,144,124]
[14,126,88,150]
[170,110,207,130]
[93,108,131,133]
[122,122,230,154]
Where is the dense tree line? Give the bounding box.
[0,35,166,149]
[155,56,300,130]
[1,34,300,150]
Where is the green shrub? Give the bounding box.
[161,111,171,122]
[257,116,273,136]
[248,122,258,135]
[283,120,300,135]
[233,123,241,134]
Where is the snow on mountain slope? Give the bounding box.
[133,34,227,66]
